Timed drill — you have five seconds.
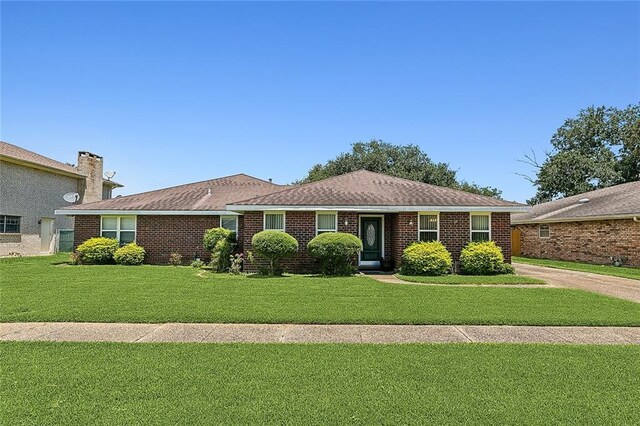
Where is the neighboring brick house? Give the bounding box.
[0,141,122,256]
[512,181,640,267]
[58,170,527,271]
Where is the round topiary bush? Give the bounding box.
[76,237,119,264]
[459,241,505,275]
[400,241,452,276]
[307,232,363,275]
[113,243,146,265]
[251,230,298,275]
[203,227,236,272]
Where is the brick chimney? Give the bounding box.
[77,151,104,204]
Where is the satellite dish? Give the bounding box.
[104,170,116,180]
[63,192,80,203]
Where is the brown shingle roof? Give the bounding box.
[0,141,84,177]
[229,170,526,210]
[512,181,640,224]
[63,174,286,212]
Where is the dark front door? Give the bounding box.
[360,217,382,263]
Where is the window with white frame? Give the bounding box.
[316,212,337,234]
[0,215,20,233]
[101,216,136,244]
[470,214,490,242]
[264,212,285,231]
[539,224,550,238]
[220,216,238,234]
[418,213,438,241]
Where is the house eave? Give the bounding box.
[1,155,85,179]
[226,205,530,213]
[512,213,640,225]
[55,209,240,216]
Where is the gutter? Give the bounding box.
[55,209,240,216]
[226,205,531,213]
[512,214,640,225]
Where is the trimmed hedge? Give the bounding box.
[307,232,363,276]
[251,230,298,275]
[460,241,508,275]
[114,243,146,265]
[203,228,236,272]
[400,241,452,276]
[76,237,119,264]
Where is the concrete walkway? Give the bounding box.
[2,322,639,344]
[514,263,640,303]
[369,274,549,288]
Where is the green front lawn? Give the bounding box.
[2,341,639,425]
[2,255,640,325]
[396,274,544,285]
[514,256,640,280]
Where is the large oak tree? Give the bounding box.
[523,104,640,205]
[297,140,503,198]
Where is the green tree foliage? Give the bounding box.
[298,140,502,198]
[523,104,640,204]
[203,228,236,272]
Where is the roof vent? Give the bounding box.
[207,188,212,195]
[578,198,590,204]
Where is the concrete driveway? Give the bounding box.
[514,263,640,303]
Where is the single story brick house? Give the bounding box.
[57,170,528,272]
[512,181,640,267]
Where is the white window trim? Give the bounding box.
[539,224,550,239]
[470,212,491,241]
[263,211,286,231]
[220,215,239,234]
[100,215,137,243]
[417,212,439,241]
[315,211,337,235]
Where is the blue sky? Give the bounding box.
[2,1,638,202]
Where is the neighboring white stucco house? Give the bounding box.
[0,141,123,256]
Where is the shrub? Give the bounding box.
[307,232,363,275]
[499,263,516,275]
[203,228,236,272]
[251,230,298,275]
[114,243,146,265]
[190,259,205,268]
[168,252,183,266]
[459,241,506,275]
[400,241,452,276]
[76,237,119,264]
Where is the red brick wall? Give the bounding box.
[390,212,418,266]
[243,210,371,273]
[73,215,101,249]
[242,211,320,273]
[73,214,236,265]
[439,212,470,265]
[492,212,512,263]
[514,219,640,267]
[72,210,515,269]
[136,215,219,264]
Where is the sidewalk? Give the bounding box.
[2,322,639,344]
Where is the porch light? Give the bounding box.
[344,220,349,226]
[409,220,413,226]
